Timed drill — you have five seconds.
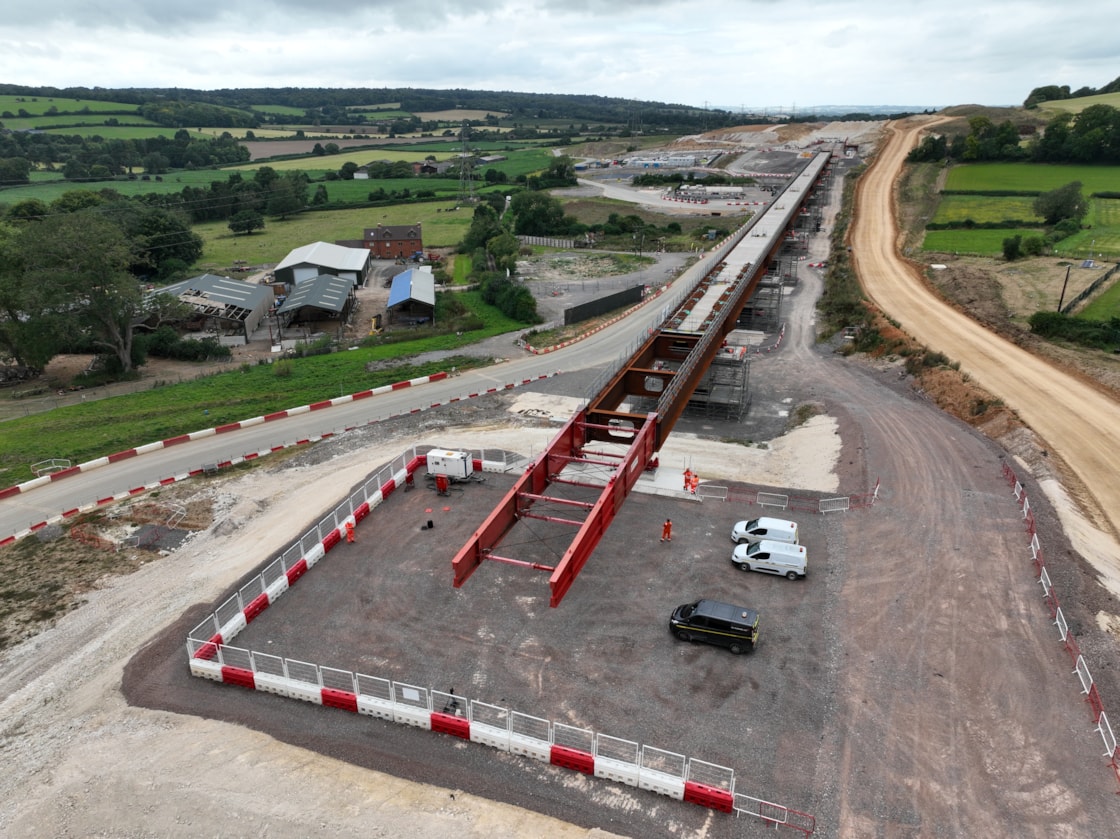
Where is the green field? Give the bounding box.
[192,201,473,271]
[1078,274,1120,320]
[249,104,307,117]
[3,115,157,132]
[924,162,1120,258]
[944,162,1120,194]
[921,228,1041,257]
[0,94,139,116]
[1036,92,1120,119]
[0,169,243,205]
[225,150,440,172]
[931,195,1043,225]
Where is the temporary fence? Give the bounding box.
[706,478,880,513]
[185,443,817,834]
[187,637,815,834]
[1001,461,1120,792]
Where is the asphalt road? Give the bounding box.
[0,250,721,540]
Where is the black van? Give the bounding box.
[669,599,759,654]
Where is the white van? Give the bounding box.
[731,539,807,580]
[730,516,799,546]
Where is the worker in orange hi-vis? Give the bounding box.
[345,521,355,543]
[683,468,692,491]
[689,473,699,495]
[661,519,673,542]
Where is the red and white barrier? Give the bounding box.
[0,373,561,546]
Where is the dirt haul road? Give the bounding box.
[851,117,1120,560]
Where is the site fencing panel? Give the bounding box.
[219,644,252,672]
[252,650,285,678]
[554,722,595,755]
[285,658,320,686]
[687,757,734,791]
[757,492,789,509]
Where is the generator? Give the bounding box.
[425,449,474,480]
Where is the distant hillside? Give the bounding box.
[0,83,920,132]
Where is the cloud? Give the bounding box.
[0,0,1113,108]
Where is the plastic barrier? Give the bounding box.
[550,744,595,775]
[431,712,471,740]
[684,781,734,813]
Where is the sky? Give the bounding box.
[0,0,1115,111]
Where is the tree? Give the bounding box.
[228,209,265,235]
[461,202,505,252]
[0,223,63,371]
[486,231,520,274]
[1002,234,1023,261]
[6,198,48,222]
[266,173,308,219]
[0,157,31,185]
[113,204,203,279]
[510,191,565,236]
[142,151,170,174]
[1033,181,1087,226]
[16,212,142,374]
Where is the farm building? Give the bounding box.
[273,241,372,288]
[387,267,436,325]
[413,161,454,175]
[149,274,273,342]
[362,223,424,260]
[274,274,356,330]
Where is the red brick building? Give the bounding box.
[364,223,423,259]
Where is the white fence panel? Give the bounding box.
[1098,712,1117,758]
[687,757,734,791]
[1074,656,1094,696]
[509,711,551,761]
[554,722,594,754]
[392,681,432,729]
[756,492,788,509]
[819,497,850,513]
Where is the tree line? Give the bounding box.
[908,105,1120,165]
[1023,75,1120,109]
[0,129,249,185]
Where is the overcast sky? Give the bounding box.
[1,1,1114,110]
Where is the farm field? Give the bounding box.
[0,169,243,204]
[2,115,159,133]
[192,202,472,271]
[930,194,1042,225]
[0,94,139,115]
[920,228,1040,257]
[944,162,1120,193]
[923,162,1120,259]
[1036,91,1120,118]
[1078,274,1120,319]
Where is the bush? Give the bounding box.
[139,326,232,362]
[1028,310,1120,349]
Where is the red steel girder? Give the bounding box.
[451,408,658,606]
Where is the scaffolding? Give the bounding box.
[683,336,752,421]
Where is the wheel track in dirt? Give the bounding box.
[851,116,1120,550]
